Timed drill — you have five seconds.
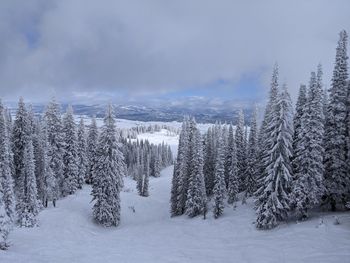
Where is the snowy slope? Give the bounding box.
[1,166,350,263]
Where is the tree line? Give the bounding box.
[0,98,174,249]
[170,30,350,229]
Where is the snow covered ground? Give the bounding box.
[134,129,179,156]
[1,127,350,263]
[1,166,350,263]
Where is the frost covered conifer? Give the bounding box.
[170,117,189,216]
[77,118,88,189]
[227,138,239,204]
[235,109,247,190]
[245,107,259,197]
[203,127,215,196]
[62,106,79,196]
[17,140,39,227]
[0,190,11,250]
[292,84,307,181]
[86,117,98,184]
[224,124,234,189]
[91,104,125,227]
[137,154,149,197]
[12,97,29,196]
[256,64,279,193]
[185,127,206,217]
[213,133,226,218]
[324,30,349,210]
[0,101,15,223]
[44,98,64,196]
[292,71,325,219]
[255,84,293,229]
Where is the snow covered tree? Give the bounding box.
[245,106,259,197]
[12,97,29,196]
[17,140,39,227]
[255,84,293,229]
[170,117,190,216]
[256,64,280,194]
[86,117,98,184]
[203,127,215,196]
[224,124,234,189]
[292,71,325,219]
[235,109,247,191]
[62,105,79,196]
[91,104,125,227]
[185,128,206,217]
[0,101,15,223]
[227,138,239,204]
[137,154,149,197]
[213,133,226,218]
[292,84,308,181]
[0,190,11,250]
[44,98,64,196]
[77,118,88,189]
[324,30,349,210]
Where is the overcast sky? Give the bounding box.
[0,0,349,105]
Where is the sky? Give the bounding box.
[0,0,349,106]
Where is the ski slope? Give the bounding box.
[1,165,350,263]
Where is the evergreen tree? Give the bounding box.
[185,128,206,217]
[62,106,79,196]
[227,138,239,204]
[0,101,15,223]
[17,140,39,227]
[324,30,349,210]
[245,106,259,197]
[77,118,88,189]
[0,189,11,250]
[203,127,215,196]
[213,133,226,218]
[235,109,246,191]
[86,117,98,184]
[44,98,64,196]
[91,105,125,227]
[224,124,234,189]
[292,71,325,219]
[12,97,29,196]
[137,154,149,197]
[170,117,190,216]
[256,84,293,229]
[292,84,308,182]
[256,64,279,194]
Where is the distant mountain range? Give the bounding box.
[6,98,259,124]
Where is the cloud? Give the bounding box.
[0,0,349,103]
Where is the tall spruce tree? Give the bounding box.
[227,138,239,204]
[203,127,215,196]
[324,30,349,210]
[245,106,259,197]
[235,109,247,191]
[185,127,206,217]
[12,97,29,196]
[77,118,88,189]
[17,139,39,227]
[44,98,64,196]
[62,106,79,196]
[213,133,226,218]
[292,84,308,182]
[224,124,234,189]
[86,117,98,184]
[292,71,325,219]
[0,101,15,223]
[256,64,280,195]
[256,84,293,229]
[91,105,125,227]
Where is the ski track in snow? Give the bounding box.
[1,129,350,263]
